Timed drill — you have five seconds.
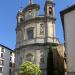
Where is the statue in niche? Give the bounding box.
[40,24,44,35]
[26,53,34,62]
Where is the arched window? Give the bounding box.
[40,57,44,64]
[49,7,53,15]
[18,16,24,23]
[40,54,45,64]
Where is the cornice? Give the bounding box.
[16,16,56,31]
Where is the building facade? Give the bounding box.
[60,5,75,75]
[0,44,15,75]
[15,0,64,75]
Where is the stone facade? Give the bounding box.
[16,45,49,75]
[15,0,63,75]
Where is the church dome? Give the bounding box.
[22,4,40,13]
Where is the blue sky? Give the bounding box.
[0,0,75,49]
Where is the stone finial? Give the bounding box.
[29,0,32,4]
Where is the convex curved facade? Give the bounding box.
[15,0,59,75]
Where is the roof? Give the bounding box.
[60,4,75,31]
[0,44,14,52]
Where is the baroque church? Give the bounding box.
[15,0,65,75]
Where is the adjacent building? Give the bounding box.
[0,44,15,75]
[60,5,75,75]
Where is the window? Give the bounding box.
[40,58,44,64]
[9,62,12,67]
[1,53,3,58]
[0,60,4,65]
[9,69,11,75]
[10,52,12,55]
[40,54,45,64]
[20,18,24,22]
[1,47,4,52]
[27,28,34,40]
[0,67,2,73]
[29,10,32,15]
[49,7,53,15]
[18,16,24,23]
[10,57,12,61]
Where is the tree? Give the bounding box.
[19,61,41,75]
[47,46,54,75]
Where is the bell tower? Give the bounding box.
[44,0,55,17]
[44,0,56,42]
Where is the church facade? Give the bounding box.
[15,0,64,75]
